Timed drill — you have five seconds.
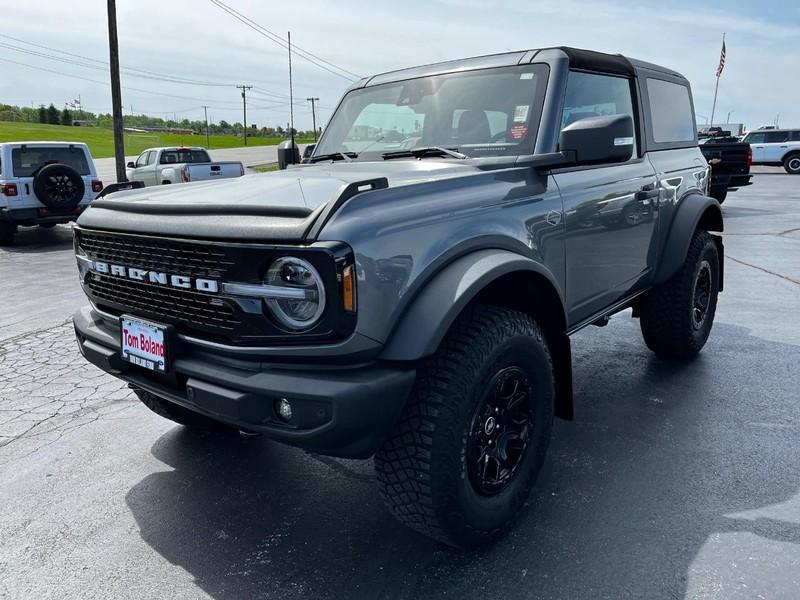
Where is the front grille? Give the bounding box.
[74,227,354,345]
[88,274,240,333]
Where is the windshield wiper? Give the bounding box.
[382,146,467,160]
[309,151,357,163]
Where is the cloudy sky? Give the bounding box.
[0,0,797,131]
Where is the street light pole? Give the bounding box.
[106,0,126,182]
[306,97,319,141]
[236,85,252,145]
[203,105,210,149]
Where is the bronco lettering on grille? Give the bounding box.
[91,261,219,293]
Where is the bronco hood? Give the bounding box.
[78,160,483,242]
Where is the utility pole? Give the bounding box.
[107,0,126,182]
[203,106,210,149]
[306,97,319,141]
[236,85,252,145]
[726,111,733,123]
[288,31,295,157]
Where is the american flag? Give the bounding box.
[716,39,726,77]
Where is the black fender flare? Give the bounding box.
[380,249,566,360]
[654,194,724,287]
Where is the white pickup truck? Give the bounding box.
[0,141,102,245]
[125,147,245,186]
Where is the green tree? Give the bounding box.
[46,103,60,125]
[38,105,47,124]
[60,108,72,126]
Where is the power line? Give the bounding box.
[0,56,244,106]
[208,0,361,81]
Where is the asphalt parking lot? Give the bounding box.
[1,174,799,599]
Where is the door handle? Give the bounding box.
[636,188,660,201]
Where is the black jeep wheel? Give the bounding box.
[33,163,85,210]
[639,230,720,359]
[0,223,16,246]
[784,154,800,175]
[374,304,555,548]
[132,387,237,432]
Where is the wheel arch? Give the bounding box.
[654,194,723,288]
[380,249,574,420]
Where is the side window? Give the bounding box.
[561,71,636,152]
[745,132,766,144]
[145,151,156,165]
[791,131,800,142]
[135,152,148,168]
[765,131,789,143]
[645,78,695,144]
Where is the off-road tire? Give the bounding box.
[374,304,555,548]
[132,387,236,432]
[784,154,800,175]
[639,230,720,359]
[0,223,16,246]
[710,188,727,204]
[32,163,85,210]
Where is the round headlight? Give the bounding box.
[264,257,326,331]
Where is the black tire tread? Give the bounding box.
[639,230,718,359]
[374,304,552,547]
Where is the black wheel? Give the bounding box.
[784,154,800,174]
[374,304,555,548]
[39,223,57,229]
[710,188,727,203]
[33,163,85,210]
[622,201,646,226]
[0,223,16,246]
[639,230,720,359]
[132,387,237,432]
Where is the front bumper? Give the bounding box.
[73,306,415,458]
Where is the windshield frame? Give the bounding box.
[314,63,550,162]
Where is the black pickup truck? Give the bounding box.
[73,47,723,548]
[699,127,752,203]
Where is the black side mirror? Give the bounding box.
[559,114,634,166]
[277,140,300,170]
[126,161,135,168]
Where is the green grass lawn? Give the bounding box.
[0,122,313,159]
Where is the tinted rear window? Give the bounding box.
[159,150,211,164]
[11,146,90,177]
[646,78,695,144]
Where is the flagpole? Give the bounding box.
[710,32,725,127]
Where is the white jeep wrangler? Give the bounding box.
[0,141,102,245]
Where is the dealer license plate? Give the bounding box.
[120,316,168,372]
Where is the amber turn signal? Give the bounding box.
[342,264,356,312]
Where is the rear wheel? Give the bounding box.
[784,154,800,174]
[375,305,555,548]
[639,230,720,359]
[132,387,237,432]
[0,223,16,246]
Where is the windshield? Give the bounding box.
[315,64,548,160]
[11,146,90,177]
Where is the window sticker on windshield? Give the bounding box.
[513,105,529,123]
[509,124,528,140]
[520,73,534,80]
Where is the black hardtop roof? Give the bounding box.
[361,46,686,88]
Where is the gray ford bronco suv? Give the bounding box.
[73,47,722,548]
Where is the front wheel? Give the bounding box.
[639,230,720,359]
[0,223,16,246]
[375,305,555,548]
[784,154,800,174]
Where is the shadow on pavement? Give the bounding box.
[125,320,800,599]
[1,224,74,253]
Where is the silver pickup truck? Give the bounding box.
[125,147,244,186]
